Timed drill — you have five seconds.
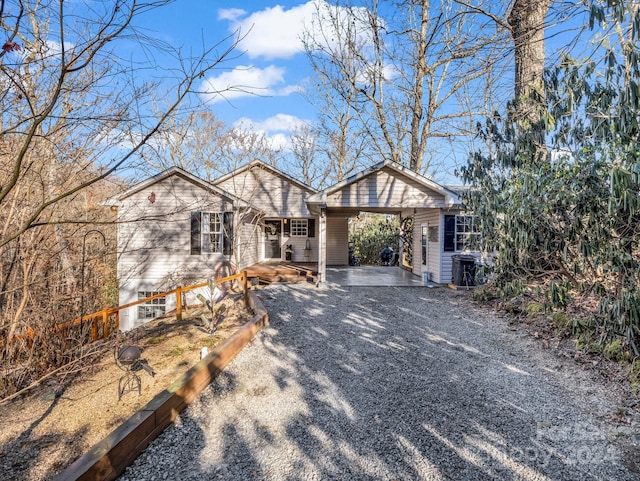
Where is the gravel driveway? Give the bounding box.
[119,284,638,480]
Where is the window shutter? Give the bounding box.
[190,212,202,255]
[283,219,290,236]
[223,212,233,256]
[308,218,316,238]
[444,215,455,252]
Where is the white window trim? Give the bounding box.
[202,212,223,253]
[290,219,308,237]
[455,215,480,251]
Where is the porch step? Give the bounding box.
[244,262,317,284]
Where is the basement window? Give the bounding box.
[137,291,166,319]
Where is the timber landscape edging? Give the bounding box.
[52,290,269,481]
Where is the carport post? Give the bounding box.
[318,206,327,284]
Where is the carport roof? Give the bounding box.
[306,159,463,214]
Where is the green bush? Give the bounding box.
[603,338,626,362]
[349,214,401,265]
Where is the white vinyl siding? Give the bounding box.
[214,165,318,263]
[237,221,259,267]
[215,165,314,218]
[327,217,349,265]
[325,167,446,209]
[117,174,235,329]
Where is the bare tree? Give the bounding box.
[0,0,241,349]
[302,1,370,182]
[141,110,285,181]
[303,0,508,175]
[287,123,327,188]
[0,1,242,248]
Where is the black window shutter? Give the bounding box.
[283,219,290,236]
[444,215,455,252]
[190,212,202,255]
[308,218,316,238]
[223,212,233,256]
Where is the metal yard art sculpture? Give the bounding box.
[197,278,228,334]
[114,345,156,400]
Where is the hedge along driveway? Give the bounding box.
[118,284,639,481]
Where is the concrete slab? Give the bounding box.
[325,266,434,287]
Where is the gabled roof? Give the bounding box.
[104,166,248,207]
[212,160,317,194]
[306,159,462,207]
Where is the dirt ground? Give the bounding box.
[0,292,254,481]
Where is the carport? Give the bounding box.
[305,160,464,286]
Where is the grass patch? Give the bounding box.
[525,302,546,316]
[551,312,571,329]
[147,335,167,345]
[199,335,223,349]
[576,333,602,355]
[164,345,192,358]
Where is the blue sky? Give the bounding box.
[138,1,321,151]
[135,0,512,183]
[130,1,597,184]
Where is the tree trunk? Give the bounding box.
[408,1,428,173]
[507,0,551,135]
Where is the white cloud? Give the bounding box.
[219,1,320,60]
[235,113,309,132]
[277,84,305,96]
[266,132,291,151]
[200,64,296,103]
[38,39,76,58]
[218,8,246,22]
[218,1,384,70]
[233,114,311,151]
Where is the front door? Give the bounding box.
[264,220,282,259]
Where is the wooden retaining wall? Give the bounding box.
[52,290,269,481]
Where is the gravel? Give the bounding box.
[118,284,639,481]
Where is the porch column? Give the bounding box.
[318,206,327,284]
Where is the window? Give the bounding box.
[290,219,308,237]
[137,291,166,319]
[203,212,223,252]
[191,211,233,255]
[283,218,315,237]
[444,215,480,251]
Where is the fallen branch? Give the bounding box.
[0,342,111,405]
